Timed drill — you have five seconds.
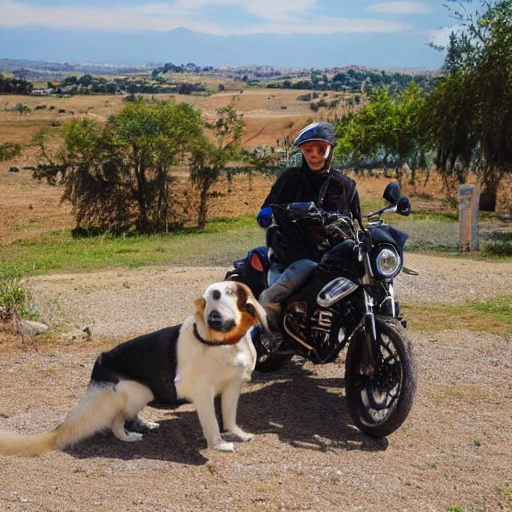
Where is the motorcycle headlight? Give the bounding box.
[372,245,401,279]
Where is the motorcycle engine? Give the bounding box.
[283,301,349,364]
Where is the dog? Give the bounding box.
[0,281,267,455]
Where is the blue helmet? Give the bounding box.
[293,122,337,148]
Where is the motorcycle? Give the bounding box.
[225,182,417,437]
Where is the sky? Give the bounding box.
[0,1,476,68]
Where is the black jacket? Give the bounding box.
[261,162,361,270]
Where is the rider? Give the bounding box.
[256,121,362,349]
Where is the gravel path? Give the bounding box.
[26,253,512,338]
[0,253,509,512]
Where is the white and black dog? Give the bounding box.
[0,281,267,455]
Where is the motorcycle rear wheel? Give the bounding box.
[345,317,416,437]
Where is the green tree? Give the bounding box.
[112,99,203,231]
[239,145,279,191]
[334,83,429,184]
[426,0,512,210]
[33,100,204,233]
[420,73,478,192]
[190,101,245,228]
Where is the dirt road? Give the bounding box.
[0,254,511,512]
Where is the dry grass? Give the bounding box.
[0,89,347,148]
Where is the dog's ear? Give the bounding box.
[194,297,206,317]
[235,282,268,330]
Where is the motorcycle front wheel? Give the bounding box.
[345,317,416,438]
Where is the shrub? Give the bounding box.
[482,231,512,257]
[0,142,22,161]
[0,266,38,330]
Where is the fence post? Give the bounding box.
[458,184,480,252]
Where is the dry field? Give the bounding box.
[0,90,511,512]
[0,88,332,149]
[0,87,344,244]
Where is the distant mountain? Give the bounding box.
[0,58,155,77]
[0,26,444,71]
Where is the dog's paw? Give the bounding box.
[123,431,144,442]
[236,431,254,443]
[224,427,254,443]
[212,441,235,452]
[125,418,160,433]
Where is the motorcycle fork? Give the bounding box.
[363,289,381,368]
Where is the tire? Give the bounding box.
[345,317,417,437]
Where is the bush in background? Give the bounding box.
[0,266,38,331]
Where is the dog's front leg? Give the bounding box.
[221,380,254,443]
[193,387,234,452]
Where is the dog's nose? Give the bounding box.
[207,310,223,330]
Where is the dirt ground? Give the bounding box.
[0,255,511,512]
[0,90,511,511]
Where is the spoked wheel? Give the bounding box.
[345,318,416,437]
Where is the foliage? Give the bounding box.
[0,265,38,329]
[190,101,246,228]
[424,0,512,210]
[481,230,512,256]
[266,68,439,94]
[0,73,33,94]
[238,146,280,190]
[11,103,31,115]
[420,72,477,195]
[334,83,430,184]
[32,99,205,233]
[2,65,441,100]
[47,72,209,96]
[0,142,22,161]
[29,96,271,232]
[152,62,207,75]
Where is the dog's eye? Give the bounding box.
[212,289,221,300]
[245,303,255,316]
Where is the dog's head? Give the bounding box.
[194,281,267,345]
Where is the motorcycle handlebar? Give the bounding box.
[283,202,349,225]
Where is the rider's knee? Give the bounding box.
[261,258,316,305]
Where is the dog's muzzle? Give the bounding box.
[207,310,236,332]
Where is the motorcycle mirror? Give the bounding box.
[383,182,401,204]
[397,196,411,216]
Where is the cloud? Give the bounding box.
[173,0,316,19]
[251,18,410,35]
[367,2,431,15]
[427,25,459,49]
[0,1,212,32]
[0,0,410,35]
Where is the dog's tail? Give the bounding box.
[0,385,123,456]
[0,429,58,456]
